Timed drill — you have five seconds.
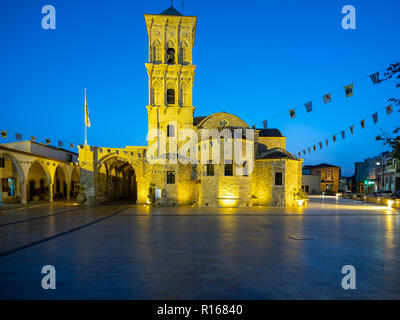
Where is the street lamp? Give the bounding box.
[374,158,385,192]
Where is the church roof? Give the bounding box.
[193,116,207,126]
[160,6,182,16]
[258,129,283,137]
[258,148,298,160]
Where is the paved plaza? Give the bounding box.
[0,196,399,299]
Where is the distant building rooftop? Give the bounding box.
[258,129,283,137]
[305,163,340,168]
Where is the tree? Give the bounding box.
[375,61,400,161]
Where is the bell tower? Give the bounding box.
[144,7,197,152]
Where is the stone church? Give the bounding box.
[78,6,303,207]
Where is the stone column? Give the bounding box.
[66,182,71,201]
[49,183,54,203]
[20,181,27,205]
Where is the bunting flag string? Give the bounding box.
[344,84,354,98]
[305,101,313,113]
[257,58,399,126]
[386,104,393,115]
[323,94,332,104]
[0,128,78,150]
[297,103,397,158]
[369,72,380,84]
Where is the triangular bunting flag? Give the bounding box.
[289,108,296,119]
[31,136,36,142]
[341,130,345,139]
[45,139,51,144]
[372,112,378,124]
[1,131,8,138]
[344,84,353,98]
[308,147,311,154]
[386,104,393,115]
[333,135,337,143]
[305,101,312,113]
[313,145,316,151]
[319,142,323,149]
[350,125,354,134]
[70,143,74,149]
[58,141,63,147]
[325,139,329,147]
[360,119,365,129]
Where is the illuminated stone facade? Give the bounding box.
[78,7,303,207]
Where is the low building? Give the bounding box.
[339,176,354,192]
[0,141,79,204]
[302,163,341,193]
[302,174,321,194]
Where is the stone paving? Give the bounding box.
[0,196,399,299]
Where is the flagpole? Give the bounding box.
[85,88,87,145]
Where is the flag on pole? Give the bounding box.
[305,101,312,113]
[344,84,353,97]
[85,89,91,128]
[369,72,380,84]
[350,125,354,134]
[360,119,365,129]
[323,94,332,104]
[289,108,296,119]
[372,112,378,124]
[1,131,8,138]
[341,130,345,139]
[386,104,393,115]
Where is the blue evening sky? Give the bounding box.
[0,0,399,175]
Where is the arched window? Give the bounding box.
[153,81,162,105]
[181,82,189,106]
[167,89,175,104]
[167,40,175,64]
[180,41,188,64]
[152,40,161,62]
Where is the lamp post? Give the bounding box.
[375,157,385,192]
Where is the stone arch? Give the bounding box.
[70,166,80,199]
[179,40,189,64]
[152,79,162,105]
[97,154,138,203]
[53,163,69,200]
[166,80,176,105]
[0,152,26,204]
[26,160,52,202]
[166,40,176,64]
[180,80,190,106]
[196,112,250,129]
[152,39,161,62]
